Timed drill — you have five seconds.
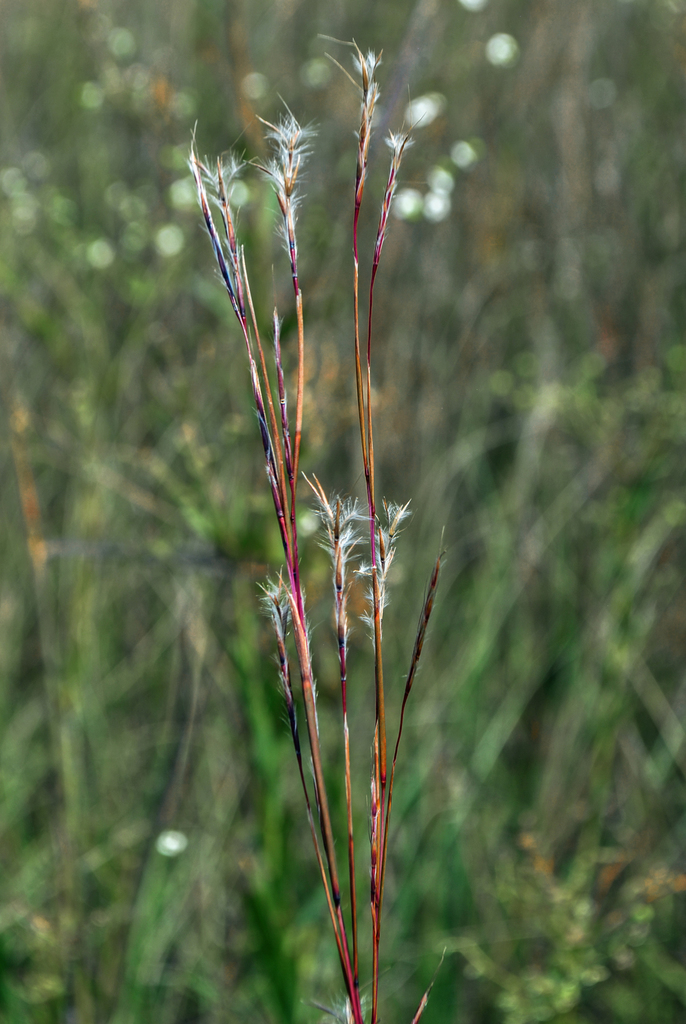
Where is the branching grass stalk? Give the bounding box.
[190,41,442,1023]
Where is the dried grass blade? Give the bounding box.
[379,552,442,911]
[241,251,289,524]
[410,950,446,1024]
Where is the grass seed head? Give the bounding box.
[257,113,315,207]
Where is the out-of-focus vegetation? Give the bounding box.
[3,0,686,1021]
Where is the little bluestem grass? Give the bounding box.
[190,43,442,1024]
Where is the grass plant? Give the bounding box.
[189,43,442,1024]
[6,1,686,1021]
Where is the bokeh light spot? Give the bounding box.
[108,27,136,60]
[427,166,455,195]
[301,58,331,89]
[241,72,268,100]
[155,224,184,257]
[87,239,115,269]
[12,194,38,234]
[405,93,446,128]
[169,178,196,211]
[485,33,520,67]
[80,82,104,109]
[392,188,424,221]
[1,167,26,196]
[451,138,485,169]
[155,830,188,857]
[24,151,50,180]
[423,192,451,222]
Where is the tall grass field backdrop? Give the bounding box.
[4,1,686,1022]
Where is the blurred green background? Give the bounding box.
[4,0,686,1020]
